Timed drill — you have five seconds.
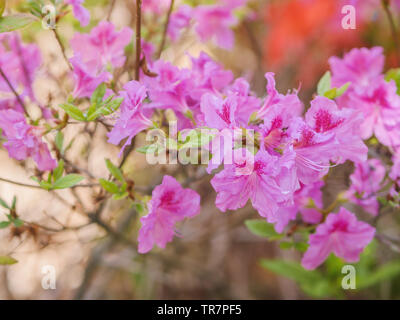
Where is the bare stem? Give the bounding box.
[0,177,42,189]
[0,66,29,117]
[135,0,143,81]
[157,0,175,59]
[52,28,73,71]
[382,0,400,63]
[107,0,116,21]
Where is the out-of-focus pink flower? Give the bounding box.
[193,5,238,50]
[301,207,375,270]
[305,96,368,164]
[346,159,386,216]
[144,60,193,118]
[211,148,299,228]
[142,0,170,14]
[0,109,56,171]
[71,21,133,70]
[168,5,193,42]
[107,81,153,156]
[65,0,90,27]
[138,175,201,253]
[0,33,41,101]
[330,47,400,147]
[390,149,400,181]
[70,55,111,99]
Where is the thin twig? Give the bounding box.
[0,177,43,189]
[106,0,117,21]
[0,177,97,189]
[135,0,143,81]
[0,66,29,117]
[382,0,400,64]
[157,0,175,59]
[52,29,73,71]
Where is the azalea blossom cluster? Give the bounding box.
[1,0,399,272]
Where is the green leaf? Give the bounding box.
[317,71,332,96]
[13,219,23,228]
[0,198,9,209]
[336,82,350,98]
[52,159,64,182]
[11,196,16,210]
[113,191,129,200]
[0,14,36,33]
[245,219,283,240]
[358,261,400,289]
[0,221,11,229]
[137,143,164,154]
[105,159,124,182]
[99,178,119,194]
[279,241,293,250]
[0,0,5,17]
[260,259,332,298]
[134,202,145,214]
[323,88,337,99]
[385,68,400,94]
[86,97,122,121]
[31,176,52,190]
[60,103,86,122]
[91,83,107,105]
[294,242,309,253]
[178,130,216,149]
[260,259,322,283]
[55,131,64,153]
[52,174,84,189]
[0,256,18,265]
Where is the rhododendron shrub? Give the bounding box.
[1,0,400,300]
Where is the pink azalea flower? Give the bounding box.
[70,21,133,70]
[193,5,238,50]
[107,81,153,156]
[259,103,299,155]
[289,117,337,184]
[138,175,201,253]
[168,5,193,42]
[200,93,237,130]
[301,207,375,270]
[0,109,56,171]
[189,52,233,101]
[200,93,239,173]
[65,0,90,27]
[144,60,198,130]
[0,33,41,101]
[142,0,170,14]
[330,47,400,147]
[329,47,384,90]
[225,78,260,125]
[70,55,111,99]
[346,159,386,216]
[347,79,400,147]
[211,148,299,228]
[275,181,324,233]
[305,96,368,164]
[257,72,303,120]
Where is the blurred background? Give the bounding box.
[1,0,400,299]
